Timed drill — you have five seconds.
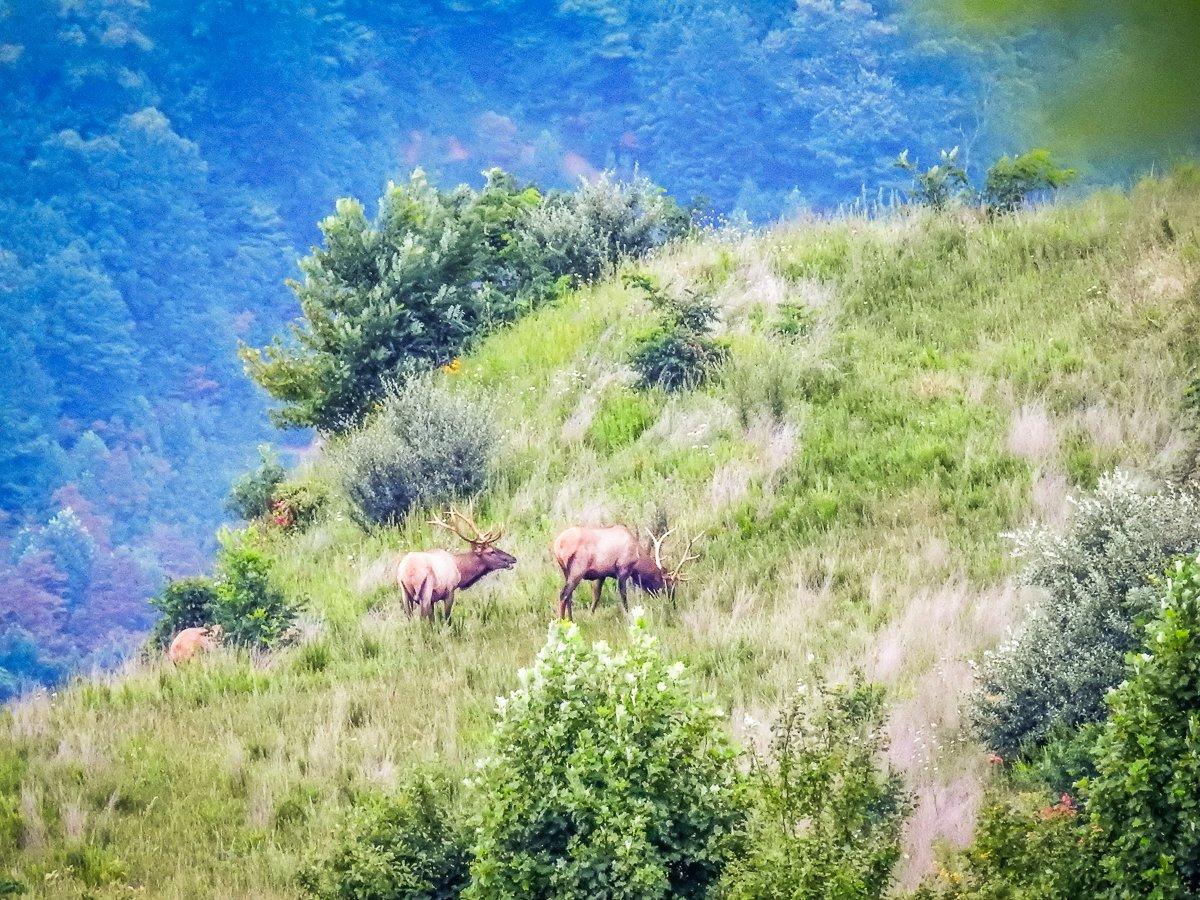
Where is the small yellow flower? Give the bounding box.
[441,357,463,375]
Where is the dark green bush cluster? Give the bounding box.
[897,148,1076,215]
[225,445,286,521]
[148,533,296,650]
[921,553,1200,897]
[299,774,470,900]
[331,379,493,529]
[304,618,908,899]
[269,478,330,532]
[243,169,689,432]
[627,273,727,391]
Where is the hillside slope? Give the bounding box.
[3,173,1199,897]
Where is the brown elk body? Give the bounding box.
[551,525,701,620]
[168,624,223,664]
[397,509,516,621]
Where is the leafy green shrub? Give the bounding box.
[1083,553,1200,896]
[586,389,656,454]
[982,149,1076,215]
[332,379,493,529]
[517,172,692,285]
[911,793,1097,899]
[225,445,286,521]
[718,676,911,899]
[299,773,470,899]
[147,577,219,647]
[628,274,726,391]
[895,147,969,210]
[211,534,297,649]
[466,613,745,898]
[972,472,1200,757]
[269,478,330,531]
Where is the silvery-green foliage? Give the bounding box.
[972,472,1200,756]
[466,612,744,898]
[333,378,493,528]
[517,172,692,284]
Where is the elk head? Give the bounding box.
[646,527,704,601]
[430,507,517,571]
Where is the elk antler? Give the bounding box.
[668,530,705,583]
[429,506,503,547]
[650,526,677,574]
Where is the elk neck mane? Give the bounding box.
[453,550,493,589]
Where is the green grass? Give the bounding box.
[3,172,1200,896]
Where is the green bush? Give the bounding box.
[1083,553,1200,896]
[516,172,692,285]
[299,773,470,900]
[718,676,911,899]
[911,794,1097,899]
[269,478,330,531]
[971,472,1200,757]
[982,149,1076,215]
[211,534,297,649]
[147,577,219,647]
[628,274,726,391]
[225,445,286,521]
[332,379,493,529]
[895,147,969,210]
[466,613,745,899]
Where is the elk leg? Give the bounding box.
[590,578,605,613]
[559,574,581,621]
[401,588,414,618]
[443,590,456,623]
[617,576,629,611]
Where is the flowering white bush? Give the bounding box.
[465,610,744,898]
[972,472,1200,756]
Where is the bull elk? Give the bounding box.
[397,508,516,621]
[552,524,703,620]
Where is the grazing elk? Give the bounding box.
[168,624,224,664]
[552,524,703,620]
[397,508,516,621]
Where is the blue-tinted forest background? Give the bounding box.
[0,0,1067,696]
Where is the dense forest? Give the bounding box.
[1,0,1039,696]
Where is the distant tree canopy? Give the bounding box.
[926,0,1200,155]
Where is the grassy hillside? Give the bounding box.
[3,171,1199,897]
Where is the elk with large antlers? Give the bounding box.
[551,524,703,620]
[396,508,516,621]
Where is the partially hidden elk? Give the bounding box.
[168,624,224,664]
[551,525,702,620]
[397,508,516,621]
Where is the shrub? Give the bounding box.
[211,534,297,649]
[718,676,911,899]
[225,445,286,521]
[333,379,493,529]
[982,149,1076,215]
[148,577,218,647]
[269,478,330,531]
[517,172,692,285]
[299,773,469,900]
[772,300,814,340]
[911,793,1098,899]
[466,612,745,899]
[895,147,969,210]
[627,274,726,391]
[971,472,1200,757]
[1083,553,1200,896]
